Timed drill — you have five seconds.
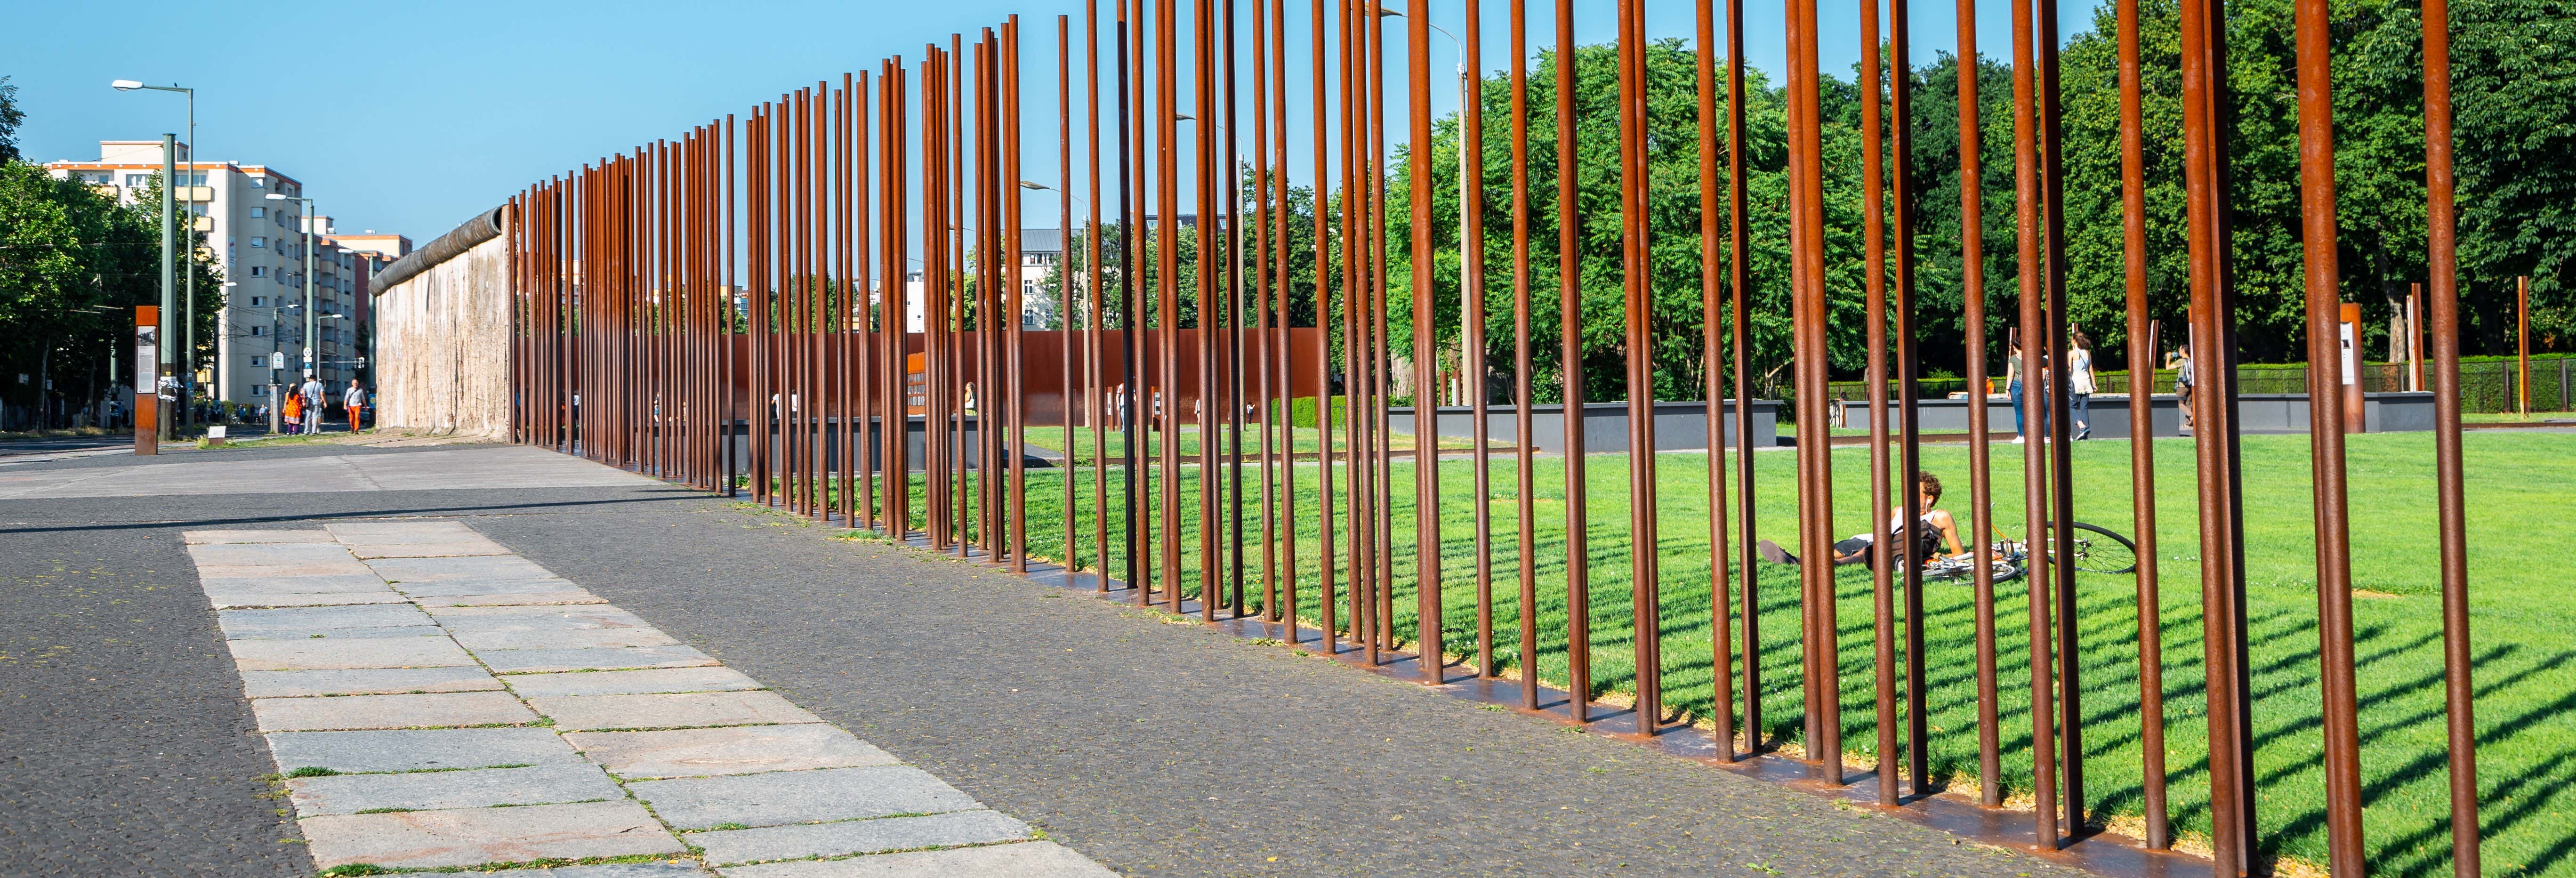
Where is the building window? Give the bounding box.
[250,326,264,336]
[252,177,265,188]
[250,206,265,218]
[251,236,266,248]
[250,355,264,366]
[249,266,266,278]
[124,173,153,187]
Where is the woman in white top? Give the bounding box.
[2068,328,2097,439]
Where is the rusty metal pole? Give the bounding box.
[1554,0,1590,725]
[2293,0,2367,865]
[2116,0,2171,846]
[1117,0,1149,605]
[1157,0,1185,614]
[1729,0,1761,752]
[1463,0,1494,682]
[2037,0,2090,825]
[1954,0,2003,806]
[2518,276,2530,416]
[1312,0,1339,655]
[1270,0,1299,636]
[1405,0,1443,683]
[2422,0,2481,866]
[1694,0,1739,762]
[1860,0,1897,802]
[1887,0,1929,797]
[1090,2,1112,588]
[1510,0,1541,711]
[1059,15,1078,578]
[2009,0,2061,841]
[2180,0,2259,861]
[1253,0,1278,617]
[1616,0,1663,737]
[1786,0,1842,783]
[1225,0,1249,620]
[1195,0,1222,621]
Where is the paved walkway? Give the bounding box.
[1,441,2092,876]
[0,444,646,499]
[186,519,1112,876]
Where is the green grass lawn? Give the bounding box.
[1015,422,1490,467]
[785,429,2572,875]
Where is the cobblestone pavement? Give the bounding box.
[0,442,2092,876]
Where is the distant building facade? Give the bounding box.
[901,227,1064,332]
[45,141,403,403]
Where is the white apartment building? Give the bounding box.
[47,141,398,403]
[901,227,1064,332]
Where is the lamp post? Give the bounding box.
[266,193,316,389]
[112,80,199,421]
[1370,5,1474,400]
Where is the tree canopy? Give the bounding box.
[1355,0,2572,402]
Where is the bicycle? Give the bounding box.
[1920,520,2138,583]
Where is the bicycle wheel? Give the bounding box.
[2061,521,2139,574]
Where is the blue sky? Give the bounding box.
[7,0,2092,244]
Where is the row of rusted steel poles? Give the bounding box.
[502,0,2485,871]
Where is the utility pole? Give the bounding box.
[269,193,319,428]
[113,81,199,419]
[158,133,177,441]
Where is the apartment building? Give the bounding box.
[46,141,400,403]
[901,227,1065,332]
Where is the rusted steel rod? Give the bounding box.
[1616,0,1661,737]
[2291,0,2366,865]
[2180,0,2259,861]
[2037,0,2086,827]
[1463,0,1494,683]
[1955,0,2003,807]
[1728,0,1761,753]
[2010,0,2062,840]
[1888,0,1928,797]
[2116,0,2171,846]
[1786,0,1841,784]
[1508,0,1542,711]
[1407,0,1443,683]
[1553,0,1589,725]
[1694,0,1738,763]
[1860,0,1895,802]
[1090,0,1112,590]
[2423,0,2482,867]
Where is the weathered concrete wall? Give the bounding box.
[372,227,511,437]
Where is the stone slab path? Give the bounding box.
[185,519,1117,877]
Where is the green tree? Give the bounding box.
[0,160,223,426]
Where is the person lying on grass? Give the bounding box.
[1759,472,1998,567]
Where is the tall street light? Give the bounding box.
[1370,5,1474,400]
[267,193,317,390]
[112,80,200,419]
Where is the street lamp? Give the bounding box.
[112,79,201,419]
[267,193,316,388]
[1367,4,1477,400]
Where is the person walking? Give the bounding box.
[2006,332,2027,444]
[298,375,325,435]
[343,380,368,432]
[2068,328,2097,439]
[2167,347,2195,429]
